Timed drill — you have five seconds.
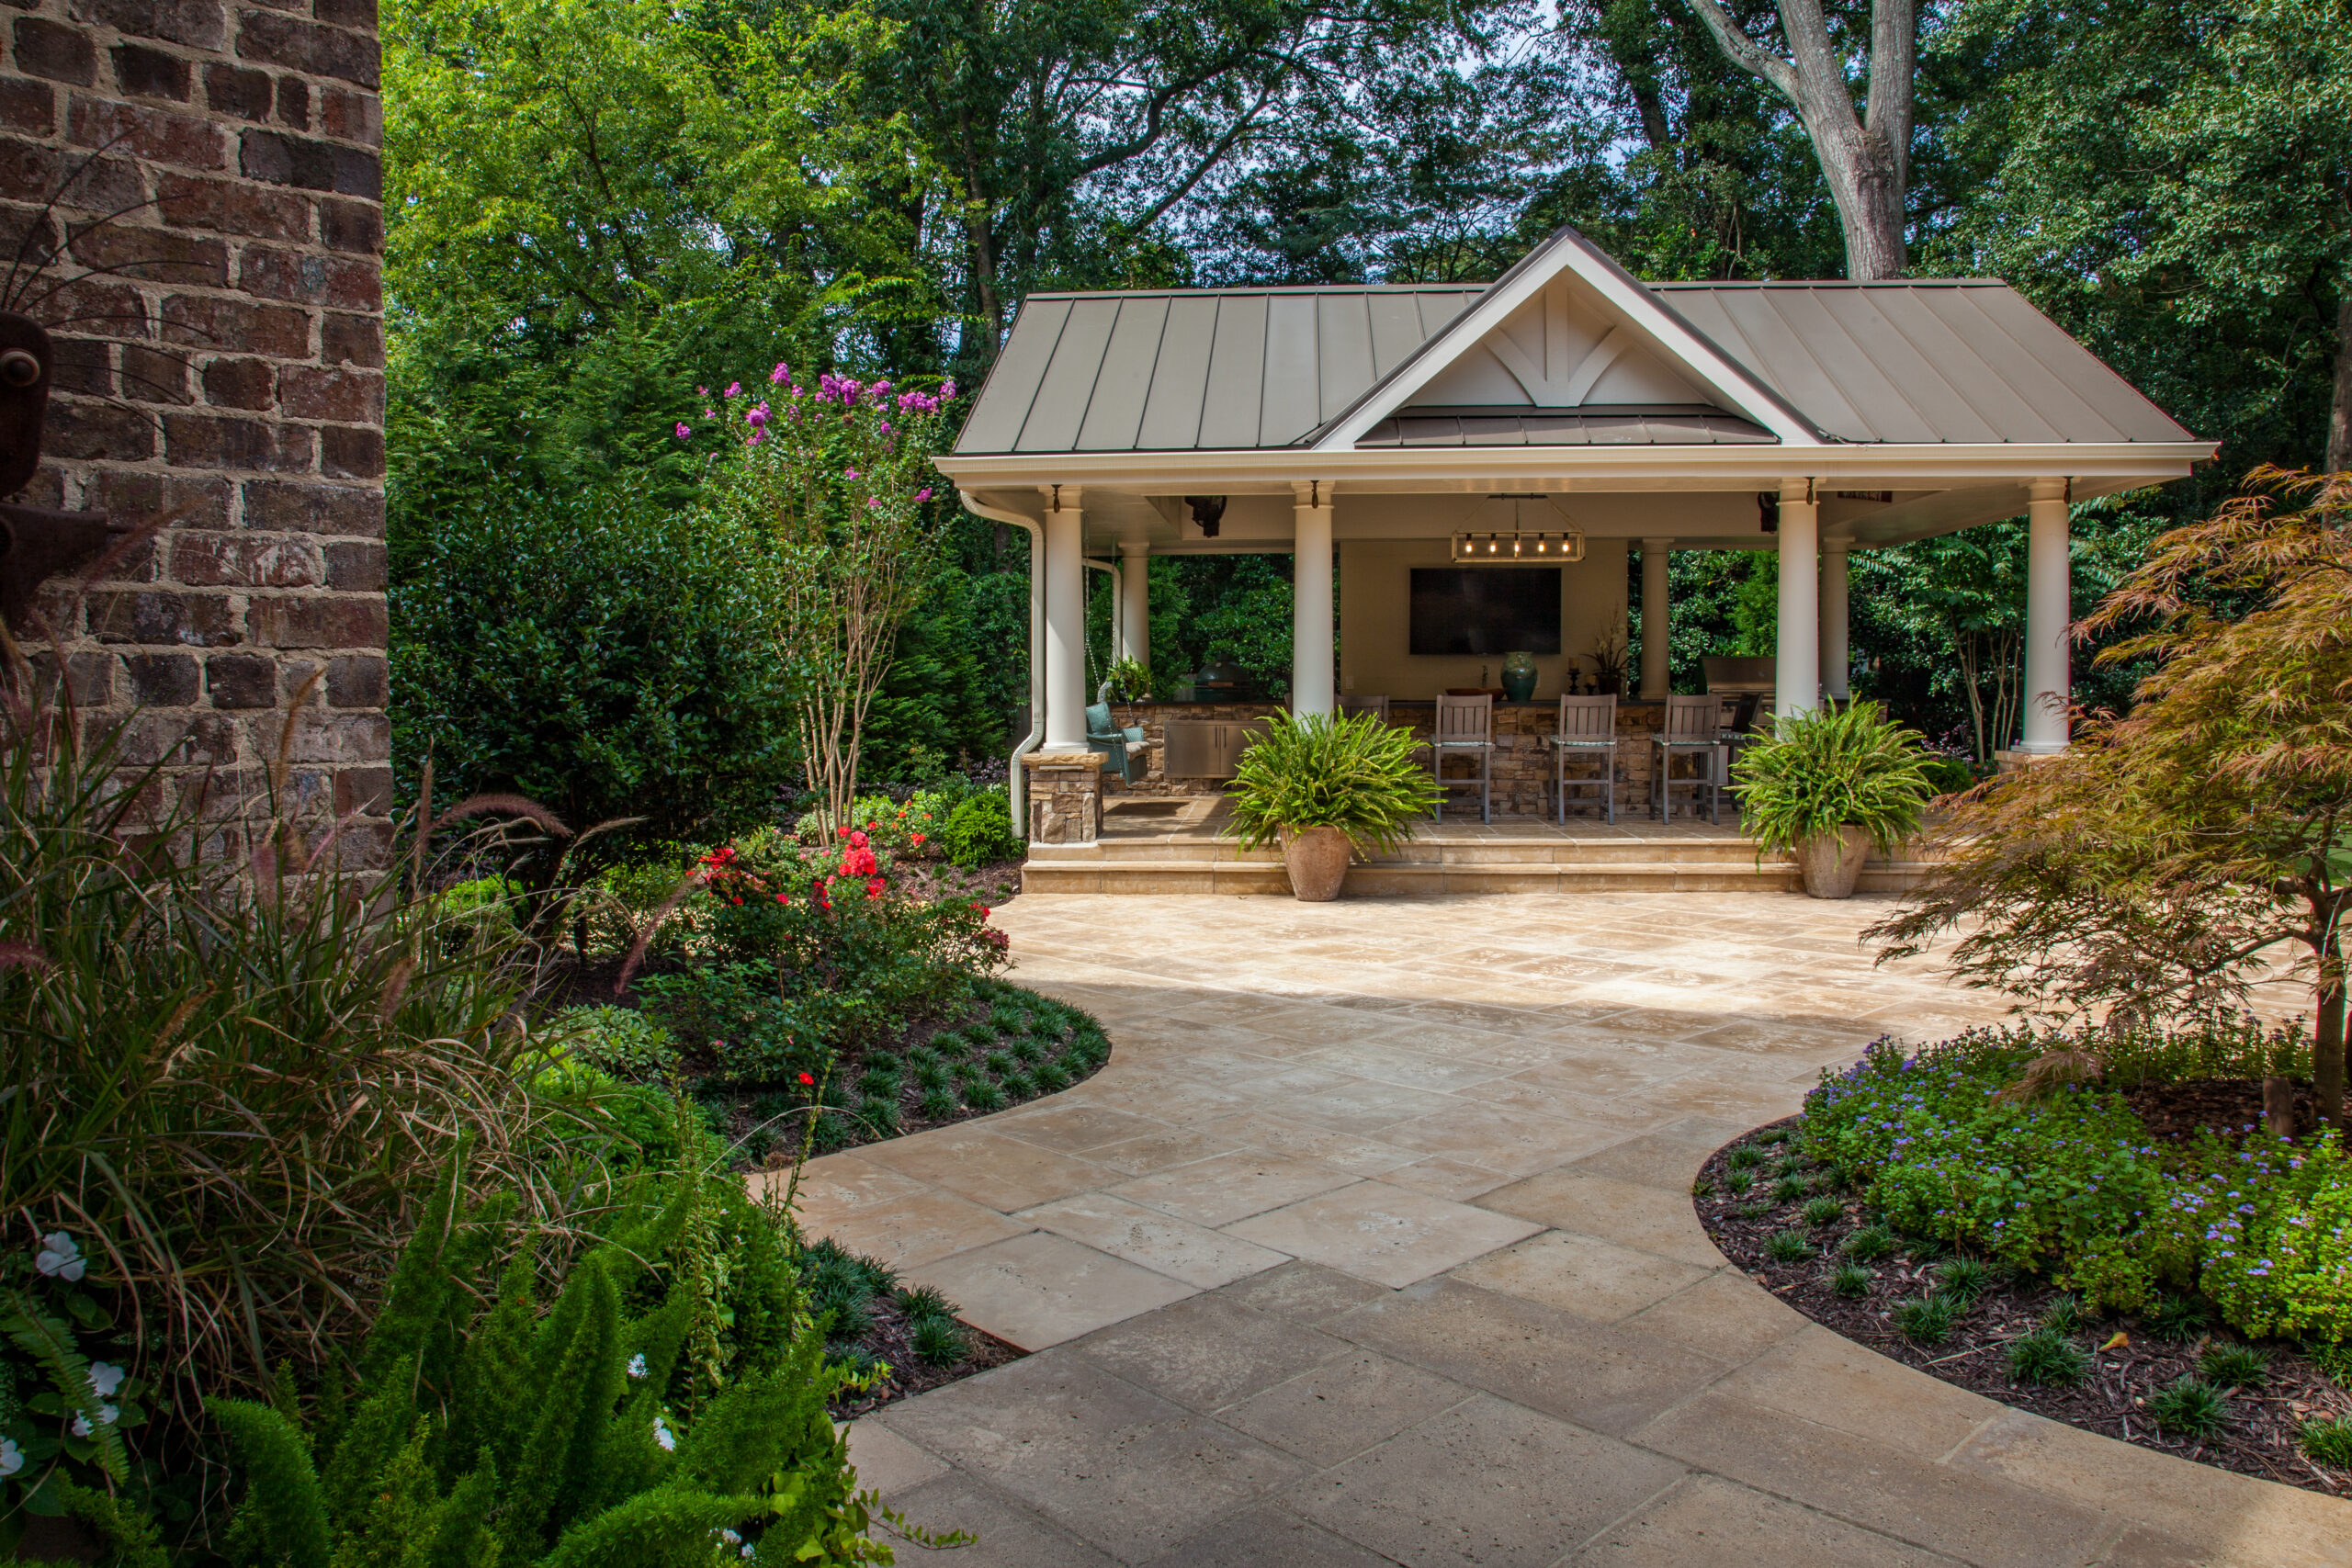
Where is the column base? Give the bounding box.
[1995,745,2067,773]
[1025,751,1106,846]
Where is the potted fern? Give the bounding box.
[1226,711,1442,900]
[1731,700,1938,898]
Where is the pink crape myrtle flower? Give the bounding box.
[673,423,690,439]
[771,361,790,384]
[914,486,933,502]
[724,381,741,398]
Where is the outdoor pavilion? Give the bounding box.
[936,224,2212,863]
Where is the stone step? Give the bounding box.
[1031,835,1788,868]
[1020,857,1935,896]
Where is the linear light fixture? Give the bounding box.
[1452,493,1583,563]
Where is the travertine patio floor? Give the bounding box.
[794,893,2352,1567]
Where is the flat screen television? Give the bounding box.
[1409,567,1561,656]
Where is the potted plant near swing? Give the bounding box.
[1226,711,1442,901]
[1104,655,1150,743]
[1731,700,1939,898]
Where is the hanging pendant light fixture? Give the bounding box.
[1452,494,1583,564]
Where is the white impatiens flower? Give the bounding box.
[718,1530,742,1546]
[86,1362,125,1398]
[71,1406,116,1437]
[626,1352,648,1380]
[651,1415,676,1452]
[35,1232,85,1282]
[0,1437,22,1477]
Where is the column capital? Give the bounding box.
[1290,479,1334,510]
[1641,536,1675,551]
[2028,477,2070,504]
[1039,482,1084,512]
[1116,536,1149,558]
[1779,477,1817,505]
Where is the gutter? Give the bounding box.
[956,490,1046,837]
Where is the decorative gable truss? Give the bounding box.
[1310,228,1823,450]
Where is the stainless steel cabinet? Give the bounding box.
[1161,718,1272,778]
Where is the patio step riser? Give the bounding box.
[1035,839,1785,868]
[1021,861,1933,896]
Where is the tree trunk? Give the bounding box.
[2329,291,2351,475]
[1680,0,1916,280]
[2316,937,2346,1127]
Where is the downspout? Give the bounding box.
[957,490,1045,837]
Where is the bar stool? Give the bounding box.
[1650,693,1724,823]
[1429,693,1495,823]
[1545,694,1618,823]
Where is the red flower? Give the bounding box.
[847,829,869,850]
[775,892,788,903]
[865,875,886,899]
[797,1071,815,1086]
[910,833,926,846]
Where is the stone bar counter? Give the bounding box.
[1108,699,1678,818]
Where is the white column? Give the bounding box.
[1640,537,1672,698]
[1291,486,1335,717]
[1041,488,1089,751]
[1775,479,1819,719]
[1819,545,1849,702]
[2020,477,2072,752]
[1118,539,1150,674]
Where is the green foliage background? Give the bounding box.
[384,0,2350,795]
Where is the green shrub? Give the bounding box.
[1732,699,1938,858]
[2298,1416,2352,1467]
[2199,1343,2268,1389]
[1726,1145,1766,1170]
[2149,1376,2230,1438]
[1224,710,1443,854]
[910,1315,967,1368]
[1773,1174,1811,1202]
[2147,1293,2212,1341]
[1938,1258,1993,1305]
[1764,1232,1814,1263]
[1803,1197,1843,1226]
[1895,1295,1957,1344]
[2007,1328,2090,1386]
[389,472,799,881]
[1832,1264,1873,1297]
[1921,754,1976,795]
[1843,1226,1896,1263]
[552,1004,679,1078]
[944,792,1024,868]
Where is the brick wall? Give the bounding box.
[2,0,388,853]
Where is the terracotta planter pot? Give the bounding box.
[1795,824,1874,899]
[1283,826,1351,902]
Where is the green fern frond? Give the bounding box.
[2,1288,128,1483]
[208,1397,334,1568]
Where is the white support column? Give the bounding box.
[1640,537,1672,698]
[2020,477,2072,752]
[1820,545,1850,702]
[1775,479,1820,719]
[1118,539,1150,675]
[1041,487,1089,751]
[1291,484,1335,717]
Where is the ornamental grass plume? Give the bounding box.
[0,658,583,1438]
[1870,467,2352,1122]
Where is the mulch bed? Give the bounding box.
[829,1298,1023,1419]
[1694,1118,2352,1497]
[2122,1076,2316,1145]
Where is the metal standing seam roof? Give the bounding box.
[1654,282,2195,445]
[953,267,2196,457]
[953,287,1483,456]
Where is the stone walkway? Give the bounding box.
[794,893,2352,1567]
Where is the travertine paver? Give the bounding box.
[806,893,2352,1566]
